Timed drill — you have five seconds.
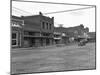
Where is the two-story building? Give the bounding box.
[21,12,54,47]
[54,24,89,44]
[11,14,90,48]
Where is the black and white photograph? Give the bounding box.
[11,0,96,75]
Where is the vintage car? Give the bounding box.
[78,38,88,46]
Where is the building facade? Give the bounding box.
[54,24,89,44]
[11,14,90,48]
[11,16,24,48]
[21,12,54,47]
[53,32,62,44]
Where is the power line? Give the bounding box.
[12,6,94,16]
[12,0,95,7]
[12,8,32,16]
[12,0,95,15]
[12,6,32,14]
[44,6,94,15]
[12,9,24,14]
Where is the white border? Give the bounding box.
[0,0,100,75]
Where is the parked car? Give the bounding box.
[78,39,88,46]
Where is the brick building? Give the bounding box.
[54,24,89,44]
[11,13,90,48]
[20,12,54,47]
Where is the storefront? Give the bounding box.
[11,16,24,48]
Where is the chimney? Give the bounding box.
[80,24,84,28]
[52,17,54,25]
[21,16,24,18]
[39,12,43,15]
[52,17,54,20]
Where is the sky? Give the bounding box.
[12,0,95,32]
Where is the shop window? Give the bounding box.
[12,32,18,46]
[12,40,17,45]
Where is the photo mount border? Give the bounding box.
[10,0,97,75]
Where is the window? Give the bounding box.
[24,31,29,35]
[49,24,52,30]
[12,40,17,45]
[12,32,18,46]
[29,32,35,36]
[46,23,49,29]
[42,22,52,30]
[24,31,35,36]
[12,33,17,39]
[42,22,45,29]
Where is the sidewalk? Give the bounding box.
[12,45,57,50]
[12,43,79,51]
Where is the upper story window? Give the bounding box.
[42,22,45,29]
[42,33,50,37]
[24,31,35,36]
[46,23,49,29]
[41,21,52,30]
[49,24,52,30]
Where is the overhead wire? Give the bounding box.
[12,0,95,7]
[12,6,32,14]
[12,6,94,15]
[12,0,95,15]
[44,6,94,15]
[12,9,24,15]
